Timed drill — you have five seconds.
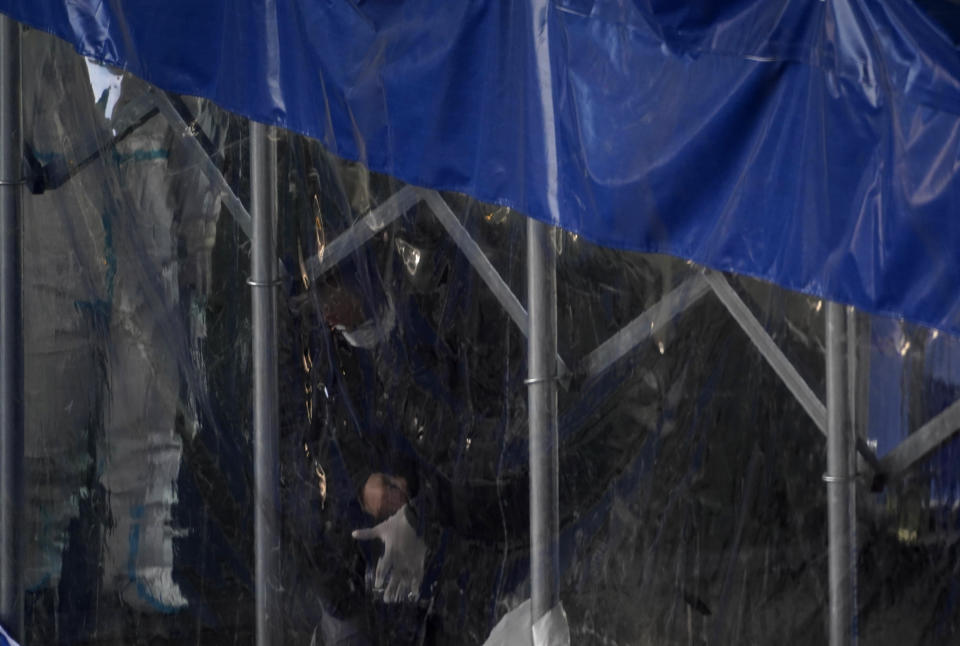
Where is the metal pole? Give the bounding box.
[526,219,559,622]
[826,302,855,646]
[0,14,22,642]
[250,121,280,646]
[845,306,861,640]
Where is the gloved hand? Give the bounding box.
[352,503,427,603]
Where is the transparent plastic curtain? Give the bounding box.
[18,26,960,646]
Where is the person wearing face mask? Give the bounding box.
[291,211,699,646]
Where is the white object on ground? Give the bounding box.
[482,599,570,646]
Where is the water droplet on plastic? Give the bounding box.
[395,237,422,276]
[484,207,510,225]
[898,338,911,356]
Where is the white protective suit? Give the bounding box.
[23,29,223,613]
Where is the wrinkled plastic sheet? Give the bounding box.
[481,600,570,646]
[16,26,960,646]
[4,1,960,333]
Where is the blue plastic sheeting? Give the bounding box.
[4,0,960,333]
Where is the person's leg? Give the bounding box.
[101,324,185,611]
[21,26,111,598]
[100,117,187,611]
[23,340,95,591]
[23,204,102,591]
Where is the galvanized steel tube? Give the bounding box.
[526,219,560,623]
[0,13,22,642]
[250,121,281,646]
[826,302,856,646]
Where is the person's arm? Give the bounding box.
[361,465,530,543]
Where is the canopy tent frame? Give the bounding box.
[249,121,281,646]
[35,85,960,486]
[826,302,857,646]
[4,27,960,643]
[526,217,561,625]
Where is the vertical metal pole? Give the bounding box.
[250,121,280,646]
[849,309,871,476]
[826,302,855,646]
[0,14,22,642]
[845,307,862,640]
[526,219,559,622]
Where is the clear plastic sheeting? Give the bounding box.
[481,600,534,646]
[479,600,570,646]
[532,604,570,646]
[16,27,960,646]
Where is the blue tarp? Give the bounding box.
[4,0,960,333]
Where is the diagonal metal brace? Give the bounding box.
[704,270,883,474]
[418,190,527,332]
[302,186,569,377]
[880,398,960,477]
[152,91,253,237]
[418,188,569,377]
[580,275,710,379]
[305,185,421,281]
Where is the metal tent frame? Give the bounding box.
[2,28,960,645]
[0,13,22,642]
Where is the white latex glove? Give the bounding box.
[352,503,427,603]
